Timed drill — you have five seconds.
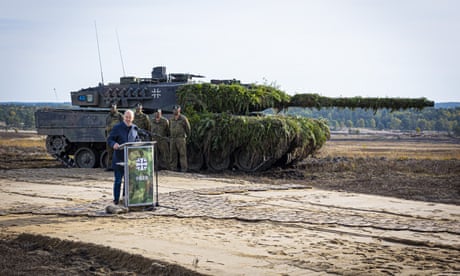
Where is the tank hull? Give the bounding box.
[35,108,108,168]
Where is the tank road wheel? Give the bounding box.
[187,143,204,171]
[100,150,109,169]
[234,149,274,172]
[74,147,97,168]
[46,135,68,155]
[206,152,231,172]
[188,154,204,171]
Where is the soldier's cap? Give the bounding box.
[111,103,117,107]
[136,103,142,108]
[173,105,180,110]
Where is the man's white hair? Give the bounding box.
[124,109,134,117]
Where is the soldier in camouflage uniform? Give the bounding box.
[105,104,123,170]
[133,103,151,133]
[150,109,170,170]
[169,105,191,172]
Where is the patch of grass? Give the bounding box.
[0,136,46,149]
[317,139,460,160]
[0,134,58,169]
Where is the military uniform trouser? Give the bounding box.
[170,137,187,172]
[154,139,170,169]
[106,143,114,169]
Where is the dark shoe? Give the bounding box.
[113,200,119,205]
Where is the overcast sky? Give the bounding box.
[0,0,459,103]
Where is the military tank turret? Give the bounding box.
[35,66,434,170]
[35,66,204,168]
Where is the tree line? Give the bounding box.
[0,103,69,130]
[1,103,459,136]
[286,106,460,135]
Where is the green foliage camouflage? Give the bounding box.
[290,94,434,111]
[178,84,329,171]
[178,83,290,115]
[177,83,436,171]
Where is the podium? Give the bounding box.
[118,141,158,209]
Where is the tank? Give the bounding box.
[35,66,434,171]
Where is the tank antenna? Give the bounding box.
[94,21,104,84]
[53,88,58,102]
[116,28,126,76]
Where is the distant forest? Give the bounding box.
[285,106,460,135]
[0,103,70,130]
[1,102,459,136]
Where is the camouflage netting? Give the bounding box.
[177,84,330,171]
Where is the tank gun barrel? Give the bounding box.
[289,94,435,111]
[189,74,205,78]
[178,84,435,116]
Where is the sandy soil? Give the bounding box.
[0,132,459,275]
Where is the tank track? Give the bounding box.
[52,154,76,168]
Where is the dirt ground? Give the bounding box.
[0,131,459,275]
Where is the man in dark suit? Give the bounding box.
[107,109,140,205]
